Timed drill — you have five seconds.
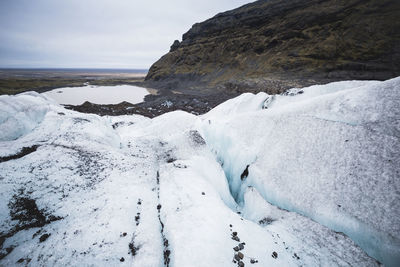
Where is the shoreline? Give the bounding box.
[0,69,148,96]
[2,69,384,119]
[0,69,237,118]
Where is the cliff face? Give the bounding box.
[145,0,400,93]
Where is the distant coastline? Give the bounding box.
[0,68,148,95]
[0,68,148,72]
[0,68,148,77]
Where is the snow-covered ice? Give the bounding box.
[0,77,399,266]
[0,92,54,142]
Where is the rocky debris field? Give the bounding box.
[64,91,239,118]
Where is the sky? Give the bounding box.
[0,0,254,69]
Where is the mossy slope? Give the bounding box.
[146,0,400,92]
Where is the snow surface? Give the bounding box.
[43,84,149,105]
[0,92,54,142]
[0,77,399,266]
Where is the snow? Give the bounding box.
[43,84,149,105]
[1,77,399,266]
[0,92,54,141]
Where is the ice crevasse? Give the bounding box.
[197,77,400,266]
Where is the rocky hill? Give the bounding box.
[145,0,400,93]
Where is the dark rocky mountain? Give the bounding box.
[145,0,400,94]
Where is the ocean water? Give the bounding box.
[43,84,149,105]
[0,68,148,78]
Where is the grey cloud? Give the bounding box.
[0,0,254,68]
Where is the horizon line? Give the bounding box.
[0,67,148,70]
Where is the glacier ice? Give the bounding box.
[199,77,400,266]
[0,92,54,141]
[0,77,399,266]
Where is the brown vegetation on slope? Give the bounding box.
[146,0,400,93]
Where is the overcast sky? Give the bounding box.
[0,0,254,69]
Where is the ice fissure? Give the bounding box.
[240,165,249,181]
[202,129,398,265]
[198,78,400,267]
[156,170,171,267]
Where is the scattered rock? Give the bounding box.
[238,261,245,267]
[17,258,24,263]
[166,157,176,163]
[232,236,240,242]
[112,122,124,129]
[39,233,50,242]
[238,243,244,250]
[121,232,127,237]
[201,192,205,195]
[272,251,278,259]
[120,257,125,262]
[32,229,42,239]
[157,204,162,210]
[129,242,139,256]
[250,258,258,264]
[164,249,171,265]
[234,246,240,252]
[238,252,244,259]
[234,254,242,261]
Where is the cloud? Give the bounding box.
[0,0,254,68]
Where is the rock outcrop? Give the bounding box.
[145,0,400,93]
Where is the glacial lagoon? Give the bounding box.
[43,84,149,105]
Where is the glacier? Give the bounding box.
[0,77,399,266]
